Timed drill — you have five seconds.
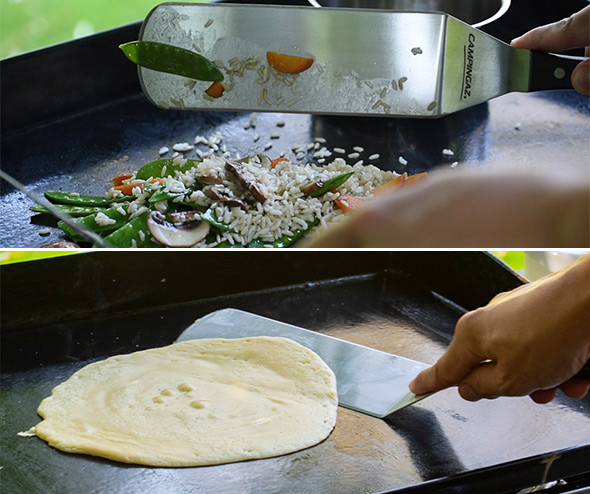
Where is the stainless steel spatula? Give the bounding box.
[137,3,580,117]
[176,308,431,418]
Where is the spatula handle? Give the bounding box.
[528,51,581,92]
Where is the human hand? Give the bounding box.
[302,169,590,248]
[409,255,590,404]
[511,5,590,95]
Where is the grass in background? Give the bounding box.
[492,251,525,272]
[0,251,81,264]
[0,0,207,59]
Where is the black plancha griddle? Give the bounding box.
[1,0,589,247]
[1,251,590,493]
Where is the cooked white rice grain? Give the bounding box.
[95,212,117,227]
[173,142,193,152]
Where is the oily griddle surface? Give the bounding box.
[2,271,590,494]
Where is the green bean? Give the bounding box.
[57,206,131,242]
[119,41,224,82]
[136,158,199,181]
[45,190,128,207]
[30,204,106,217]
[308,172,354,197]
[99,212,160,248]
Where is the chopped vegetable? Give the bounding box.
[136,158,198,181]
[119,41,224,82]
[99,212,159,248]
[305,172,353,197]
[225,160,267,203]
[373,172,428,195]
[31,204,106,217]
[57,206,130,242]
[205,81,225,99]
[334,194,364,213]
[112,173,134,186]
[114,182,144,196]
[201,208,235,232]
[271,157,289,169]
[266,52,314,74]
[147,211,210,248]
[45,191,128,207]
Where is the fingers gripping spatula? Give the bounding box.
[137,3,580,118]
[176,309,432,418]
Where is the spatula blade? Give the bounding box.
[176,308,430,418]
[139,3,449,117]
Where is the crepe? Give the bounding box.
[31,336,338,467]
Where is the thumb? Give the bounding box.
[572,58,590,95]
[409,342,483,395]
[511,6,590,52]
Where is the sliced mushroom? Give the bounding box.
[204,185,248,210]
[254,152,272,168]
[300,179,325,195]
[198,175,223,185]
[42,241,80,249]
[225,160,267,203]
[147,210,210,247]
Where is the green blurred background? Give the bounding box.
[0,0,207,59]
[0,251,526,271]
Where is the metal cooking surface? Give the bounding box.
[1,0,589,247]
[2,270,590,494]
[2,92,589,247]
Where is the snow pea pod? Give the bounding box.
[119,41,224,82]
[99,212,160,248]
[248,218,319,248]
[136,158,199,181]
[308,172,353,198]
[58,206,131,242]
[31,204,106,217]
[45,191,128,207]
[201,208,234,232]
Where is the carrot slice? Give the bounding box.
[205,81,225,98]
[405,171,428,184]
[114,182,143,196]
[271,157,290,168]
[334,194,364,213]
[373,172,428,195]
[112,173,133,186]
[267,52,314,74]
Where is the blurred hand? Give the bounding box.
[511,5,590,95]
[303,169,589,248]
[409,255,590,403]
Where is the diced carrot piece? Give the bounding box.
[148,178,165,185]
[334,194,364,213]
[205,81,225,98]
[373,172,428,195]
[404,171,428,184]
[114,182,143,196]
[112,173,133,186]
[271,157,290,169]
[266,52,314,74]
